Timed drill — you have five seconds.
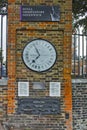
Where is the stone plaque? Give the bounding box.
[18,82,29,96]
[17,97,60,115]
[50,82,61,97]
[33,82,45,89]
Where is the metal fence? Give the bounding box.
[0,4,7,78]
[72,30,87,78]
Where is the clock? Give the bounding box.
[22,39,57,72]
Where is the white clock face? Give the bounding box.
[22,39,57,72]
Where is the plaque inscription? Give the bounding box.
[17,98,60,115]
[20,5,60,22]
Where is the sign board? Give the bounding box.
[17,98,60,115]
[18,82,29,96]
[50,82,61,97]
[20,5,60,22]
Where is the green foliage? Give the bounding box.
[72,0,87,32]
[0,0,7,14]
[0,0,7,3]
[0,0,7,8]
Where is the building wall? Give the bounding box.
[3,0,72,129]
[0,80,7,122]
[72,79,87,130]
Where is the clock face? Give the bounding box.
[22,39,57,72]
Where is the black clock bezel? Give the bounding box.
[22,38,57,73]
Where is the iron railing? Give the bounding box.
[0,4,7,78]
[72,31,87,78]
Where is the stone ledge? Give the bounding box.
[0,79,8,86]
[72,79,87,83]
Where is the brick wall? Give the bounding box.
[4,0,72,129]
[0,80,7,122]
[72,79,87,130]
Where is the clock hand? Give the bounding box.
[32,54,40,63]
[33,45,40,56]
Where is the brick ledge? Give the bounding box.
[0,78,8,86]
[72,79,87,83]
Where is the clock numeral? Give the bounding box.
[49,48,52,51]
[31,64,35,68]
[35,65,37,69]
[42,66,44,69]
[38,66,40,69]
[50,57,54,61]
[25,50,29,54]
[47,46,50,48]
[48,60,52,63]
[25,53,28,56]
[45,64,47,67]
[25,56,29,60]
[26,60,30,63]
[51,55,54,57]
[30,63,38,69]
[47,62,51,66]
[43,43,47,46]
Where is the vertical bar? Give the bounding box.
[86,34,87,77]
[74,34,76,76]
[82,35,84,77]
[72,35,74,75]
[1,14,7,77]
[2,15,7,77]
[78,34,80,76]
[0,15,1,78]
[1,15,3,77]
[6,15,7,76]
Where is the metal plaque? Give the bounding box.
[18,82,29,96]
[20,5,60,22]
[50,82,61,97]
[17,97,60,115]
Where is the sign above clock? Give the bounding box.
[20,5,60,22]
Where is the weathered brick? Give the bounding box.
[0,0,72,130]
